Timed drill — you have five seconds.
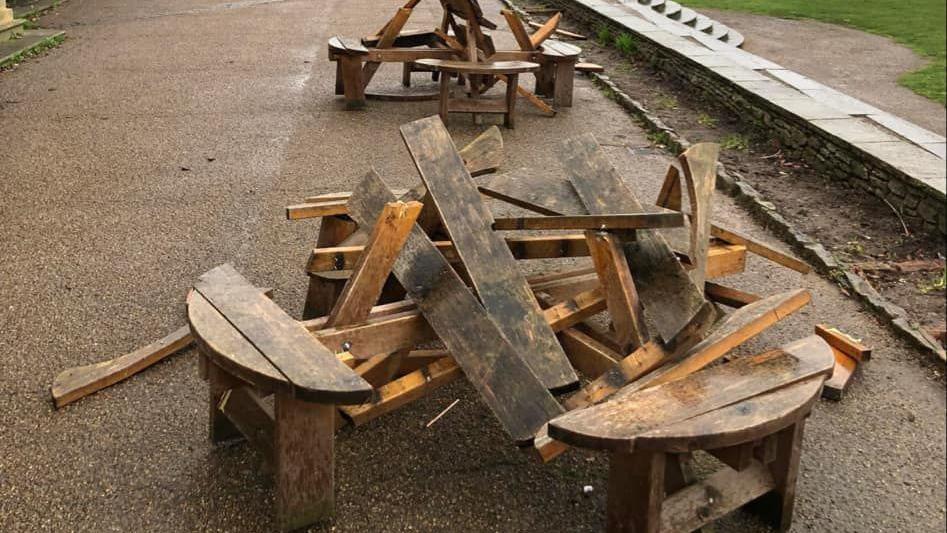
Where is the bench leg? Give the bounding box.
[438,73,451,126]
[504,73,519,129]
[206,358,243,443]
[339,56,366,110]
[758,421,805,532]
[275,394,335,531]
[535,62,555,97]
[553,59,576,108]
[402,62,412,87]
[303,215,358,320]
[334,61,344,96]
[607,450,666,533]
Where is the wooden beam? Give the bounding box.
[492,212,683,231]
[218,387,276,464]
[705,282,762,308]
[502,9,535,51]
[542,287,607,332]
[711,224,810,274]
[341,357,462,425]
[586,230,650,353]
[286,200,348,220]
[325,201,422,327]
[529,12,561,48]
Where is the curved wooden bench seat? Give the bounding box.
[535,39,580,108]
[328,36,369,57]
[540,39,581,58]
[414,58,540,75]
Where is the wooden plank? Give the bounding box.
[51,325,192,409]
[661,462,775,532]
[401,116,577,392]
[529,12,561,48]
[614,289,813,401]
[705,281,762,308]
[815,324,871,362]
[312,310,434,359]
[711,225,810,274]
[575,62,603,73]
[361,7,413,88]
[607,450,665,533]
[566,288,810,411]
[821,346,859,401]
[548,335,834,451]
[274,395,334,530]
[341,357,463,425]
[286,200,348,220]
[529,20,586,40]
[495,73,557,116]
[542,287,607,332]
[560,134,712,343]
[491,212,683,231]
[457,125,503,177]
[347,169,564,444]
[325,201,422,327]
[194,264,372,404]
[352,350,407,388]
[586,230,649,353]
[558,327,622,379]
[679,143,719,289]
[502,9,535,51]
[655,165,682,211]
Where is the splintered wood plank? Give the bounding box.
[325,201,422,328]
[565,288,810,411]
[457,126,504,176]
[586,231,649,353]
[679,143,719,289]
[614,288,813,402]
[51,325,193,409]
[561,134,712,343]
[401,116,577,392]
[194,264,372,405]
[492,212,683,231]
[347,170,564,444]
[548,335,834,451]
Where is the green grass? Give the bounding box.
[679,0,946,105]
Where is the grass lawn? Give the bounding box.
[680,0,946,105]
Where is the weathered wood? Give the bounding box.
[632,378,822,453]
[529,12,561,48]
[401,116,577,392]
[561,134,712,343]
[607,450,664,533]
[711,224,810,274]
[542,287,607,332]
[679,143,719,289]
[502,9,535,51]
[815,324,871,362]
[361,7,413,88]
[491,212,683,231]
[353,350,407,388]
[193,264,371,404]
[274,394,335,531]
[218,387,276,464]
[347,170,564,444]
[586,230,649,352]
[286,200,349,220]
[341,357,462,425]
[495,73,557,116]
[755,421,806,531]
[325,201,422,327]
[821,346,859,401]
[457,125,503,177]
[655,165,682,212]
[207,358,244,443]
[548,335,834,452]
[558,327,623,379]
[312,310,434,359]
[530,19,586,40]
[661,461,775,532]
[51,325,192,409]
[705,281,762,308]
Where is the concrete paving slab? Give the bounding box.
[810,117,902,144]
[855,141,947,186]
[867,112,946,146]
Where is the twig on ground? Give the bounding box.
[881,198,910,236]
[425,399,460,428]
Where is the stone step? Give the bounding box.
[678,7,698,26]
[0,29,64,66]
[708,23,729,41]
[0,18,25,42]
[723,28,745,47]
[659,0,682,18]
[695,15,714,33]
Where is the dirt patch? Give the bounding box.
[548,18,946,346]
[702,8,946,135]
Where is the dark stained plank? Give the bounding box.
[491,212,683,231]
[705,281,762,308]
[548,334,834,452]
[542,287,607,333]
[457,125,504,177]
[400,116,577,392]
[560,133,712,343]
[218,387,276,465]
[346,169,564,444]
[194,264,372,405]
[274,395,335,530]
[477,167,586,216]
[655,165,682,212]
[607,450,665,533]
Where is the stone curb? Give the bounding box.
[588,72,946,366]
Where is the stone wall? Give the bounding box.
[544,0,946,236]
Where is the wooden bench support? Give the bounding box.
[274,394,335,531]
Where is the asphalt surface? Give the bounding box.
[0,0,944,531]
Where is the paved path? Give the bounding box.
[0,0,943,531]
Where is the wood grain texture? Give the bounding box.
[679,143,719,289]
[491,212,683,231]
[347,169,563,444]
[325,201,422,328]
[51,325,192,408]
[705,281,762,308]
[193,264,371,404]
[401,116,576,392]
[457,125,503,177]
[711,224,810,274]
[218,387,276,464]
[529,12,561,48]
[542,287,607,333]
[548,335,834,452]
[560,134,712,343]
[586,230,649,352]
